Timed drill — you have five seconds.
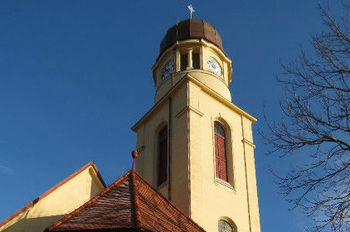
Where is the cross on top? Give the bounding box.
[187,5,195,19]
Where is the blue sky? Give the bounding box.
[0,0,338,231]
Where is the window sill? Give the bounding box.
[215,178,234,190]
[157,180,168,190]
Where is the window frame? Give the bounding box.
[214,122,228,182]
[218,218,236,232]
[157,125,168,187]
[213,120,234,188]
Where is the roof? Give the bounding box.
[159,19,225,58]
[0,162,106,229]
[45,170,206,232]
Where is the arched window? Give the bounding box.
[157,126,168,186]
[214,122,228,182]
[218,219,234,232]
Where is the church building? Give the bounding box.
[0,19,261,232]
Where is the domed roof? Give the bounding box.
[159,19,225,58]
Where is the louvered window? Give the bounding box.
[157,126,168,186]
[214,122,228,182]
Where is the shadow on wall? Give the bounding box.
[2,215,64,232]
[89,167,106,200]
[91,176,101,199]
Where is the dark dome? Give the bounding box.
[159,19,225,58]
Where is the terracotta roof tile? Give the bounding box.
[45,170,205,232]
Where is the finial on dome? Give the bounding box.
[187,5,195,19]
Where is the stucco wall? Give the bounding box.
[0,165,105,232]
[187,79,260,232]
[134,74,260,232]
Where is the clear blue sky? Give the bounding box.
[0,0,336,231]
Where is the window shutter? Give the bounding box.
[215,135,220,178]
[158,127,168,186]
[214,123,228,182]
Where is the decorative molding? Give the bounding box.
[157,180,169,191]
[215,178,235,191]
[176,105,204,119]
[186,74,257,122]
[242,138,256,149]
[132,74,257,131]
[190,106,204,117]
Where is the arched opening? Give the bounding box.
[180,53,188,71]
[157,126,168,186]
[218,219,235,232]
[214,121,228,182]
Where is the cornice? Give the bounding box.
[132,73,257,132]
[242,138,256,149]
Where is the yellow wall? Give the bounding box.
[0,164,105,232]
[134,41,261,232]
[187,78,260,232]
[153,40,232,103]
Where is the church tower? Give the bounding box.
[132,19,261,232]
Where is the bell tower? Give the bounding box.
[132,19,261,232]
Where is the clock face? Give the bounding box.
[162,59,175,80]
[207,57,222,76]
[218,220,233,232]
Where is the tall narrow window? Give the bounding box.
[214,122,228,182]
[192,52,200,69]
[180,54,188,71]
[157,126,168,186]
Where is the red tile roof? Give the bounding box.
[0,162,106,229]
[45,170,206,232]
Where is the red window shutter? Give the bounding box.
[215,132,228,182]
[215,135,220,178]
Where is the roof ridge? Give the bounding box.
[45,169,206,232]
[132,170,205,231]
[45,170,132,232]
[129,171,140,228]
[0,162,105,229]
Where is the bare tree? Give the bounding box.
[262,4,350,232]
